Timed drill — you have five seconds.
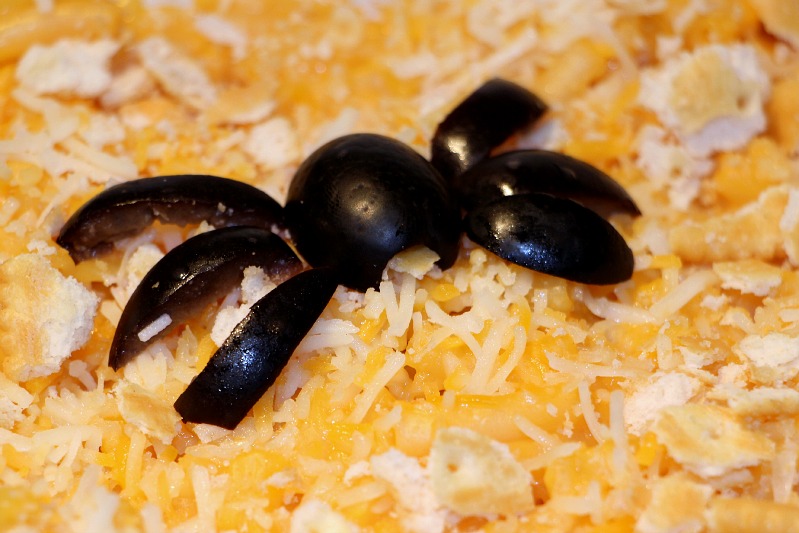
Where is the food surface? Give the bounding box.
[1,0,799,531]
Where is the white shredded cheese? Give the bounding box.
[349,351,405,423]
[0,373,34,429]
[211,266,277,346]
[137,314,173,343]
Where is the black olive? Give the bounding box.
[174,267,338,429]
[431,78,548,181]
[465,193,634,285]
[453,149,641,217]
[57,175,284,262]
[285,133,460,291]
[109,227,301,369]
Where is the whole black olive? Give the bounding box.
[285,133,460,291]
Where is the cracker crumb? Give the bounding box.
[749,0,799,48]
[371,448,445,533]
[624,372,701,436]
[136,37,217,108]
[670,186,788,264]
[635,473,711,533]
[429,426,533,516]
[709,385,799,418]
[244,117,301,169]
[290,499,358,533]
[114,381,181,444]
[387,246,440,279]
[652,404,775,477]
[735,332,799,383]
[0,254,98,381]
[713,259,783,296]
[639,44,769,157]
[634,125,713,210]
[16,39,119,98]
[194,14,248,60]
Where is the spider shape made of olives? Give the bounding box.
[56,79,639,429]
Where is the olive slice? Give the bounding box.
[57,174,284,262]
[286,133,460,291]
[109,227,301,370]
[431,78,548,180]
[453,150,641,217]
[174,267,338,429]
[465,193,634,285]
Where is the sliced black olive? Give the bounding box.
[431,78,548,181]
[109,227,301,370]
[465,193,634,285]
[57,175,284,262]
[453,150,641,217]
[174,267,338,429]
[285,133,460,291]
